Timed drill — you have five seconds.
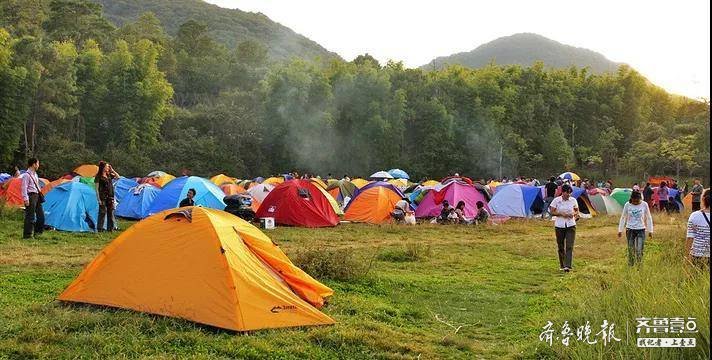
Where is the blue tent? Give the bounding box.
[0,173,11,183]
[488,184,544,217]
[44,182,100,232]
[116,185,161,219]
[148,176,226,215]
[387,169,410,180]
[113,177,139,203]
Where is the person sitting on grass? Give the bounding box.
[438,200,452,224]
[454,201,471,224]
[180,188,196,207]
[391,197,409,223]
[475,201,490,225]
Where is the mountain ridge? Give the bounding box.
[422,33,621,73]
[93,0,341,62]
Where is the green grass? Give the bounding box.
[0,208,708,359]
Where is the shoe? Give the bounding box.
[564,267,571,272]
[559,268,565,271]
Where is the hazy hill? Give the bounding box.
[422,33,620,73]
[93,0,341,61]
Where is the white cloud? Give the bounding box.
[205,0,710,99]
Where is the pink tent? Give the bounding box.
[415,181,489,218]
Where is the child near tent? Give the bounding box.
[437,200,452,224]
[475,201,490,225]
[617,191,654,266]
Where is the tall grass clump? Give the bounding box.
[291,247,374,281]
[377,242,432,262]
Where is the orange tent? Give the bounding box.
[220,183,247,196]
[0,178,24,207]
[73,164,99,178]
[684,188,709,209]
[58,207,334,331]
[343,182,404,224]
[41,178,71,195]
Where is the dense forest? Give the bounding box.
[0,0,709,182]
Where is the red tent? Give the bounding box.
[256,179,339,228]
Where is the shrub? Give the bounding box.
[291,247,373,281]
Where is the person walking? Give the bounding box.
[21,158,44,239]
[94,161,119,232]
[618,191,654,266]
[686,189,710,268]
[549,185,579,272]
[690,179,704,212]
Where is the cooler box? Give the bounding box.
[260,217,275,229]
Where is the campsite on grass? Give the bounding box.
[0,0,710,358]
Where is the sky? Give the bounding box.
[205,0,710,99]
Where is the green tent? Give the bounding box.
[610,188,632,207]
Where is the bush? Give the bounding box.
[377,242,432,262]
[291,247,373,281]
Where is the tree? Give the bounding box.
[541,122,574,173]
[0,29,30,166]
[43,0,115,48]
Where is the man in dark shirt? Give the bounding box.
[543,177,558,218]
[180,188,196,207]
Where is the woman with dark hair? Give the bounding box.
[454,201,469,224]
[475,201,489,225]
[686,189,710,268]
[549,184,579,272]
[94,161,119,232]
[618,191,654,266]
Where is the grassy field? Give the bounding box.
[0,207,709,359]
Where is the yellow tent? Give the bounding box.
[263,177,284,185]
[210,174,237,186]
[310,178,328,189]
[388,178,409,191]
[314,184,344,216]
[351,178,370,189]
[155,173,175,187]
[58,207,334,331]
[421,180,440,187]
[73,164,99,177]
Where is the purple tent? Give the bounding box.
[415,181,489,218]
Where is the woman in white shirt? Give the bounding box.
[686,189,710,268]
[617,191,654,266]
[549,185,580,272]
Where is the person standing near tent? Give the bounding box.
[690,179,704,212]
[543,177,558,219]
[617,191,654,266]
[21,158,44,239]
[549,185,579,272]
[658,181,670,213]
[180,188,196,207]
[632,183,640,192]
[686,189,710,268]
[643,182,654,208]
[94,161,119,232]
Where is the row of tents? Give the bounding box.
[1,166,701,232]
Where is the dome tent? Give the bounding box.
[58,207,334,331]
